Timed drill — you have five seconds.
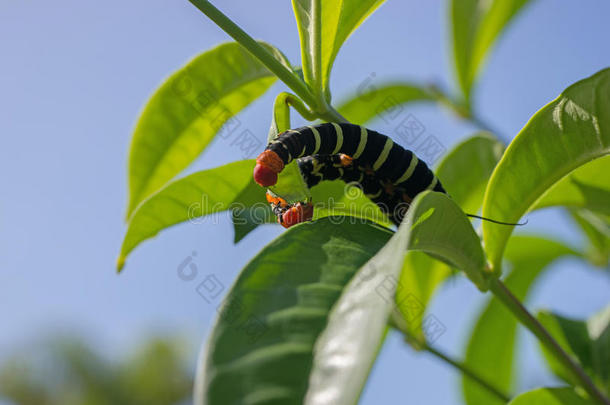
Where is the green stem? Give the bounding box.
[391,313,510,403]
[422,342,511,403]
[276,92,318,121]
[187,0,317,107]
[311,0,324,104]
[489,277,610,405]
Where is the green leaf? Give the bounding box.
[482,68,610,273]
[231,179,274,243]
[570,209,610,268]
[508,387,596,405]
[292,0,385,97]
[451,0,533,103]
[336,83,434,124]
[395,252,451,344]
[436,132,504,215]
[310,180,392,227]
[534,155,610,216]
[462,235,577,405]
[537,306,610,395]
[118,160,255,271]
[396,133,504,343]
[127,42,278,217]
[194,217,393,405]
[306,191,486,405]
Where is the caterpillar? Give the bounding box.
[254,123,524,228]
[254,123,444,227]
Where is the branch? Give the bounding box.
[489,277,610,405]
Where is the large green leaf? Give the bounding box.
[537,306,610,395]
[396,133,504,342]
[337,83,434,124]
[534,155,610,216]
[127,42,278,217]
[194,217,392,405]
[451,0,533,103]
[292,0,385,96]
[482,68,610,273]
[462,236,577,405]
[306,191,486,405]
[508,387,596,405]
[118,160,255,271]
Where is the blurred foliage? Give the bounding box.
[0,336,193,405]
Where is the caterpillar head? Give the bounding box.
[254,150,284,187]
[279,202,314,228]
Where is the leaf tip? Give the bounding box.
[116,256,126,273]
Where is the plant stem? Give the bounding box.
[187,0,317,107]
[422,342,511,403]
[187,0,348,124]
[311,0,324,104]
[276,92,318,121]
[391,312,511,403]
[489,277,610,405]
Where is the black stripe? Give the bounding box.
[378,144,406,181]
[315,123,337,155]
[338,123,362,156]
[400,159,434,197]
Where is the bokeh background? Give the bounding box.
[1,1,609,404]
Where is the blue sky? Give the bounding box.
[1,1,609,404]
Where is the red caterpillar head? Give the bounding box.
[253,150,284,187]
[279,202,314,228]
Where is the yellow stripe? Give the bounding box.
[297,144,307,158]
[331,123,344,154]
[394,155,419,184]
[353,126,368,159]
[373,138,393,171]
[426,176,439,191]
[308,125,322,154]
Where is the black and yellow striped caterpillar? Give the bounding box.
[254,122,521,228]
[253,122,445,227]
